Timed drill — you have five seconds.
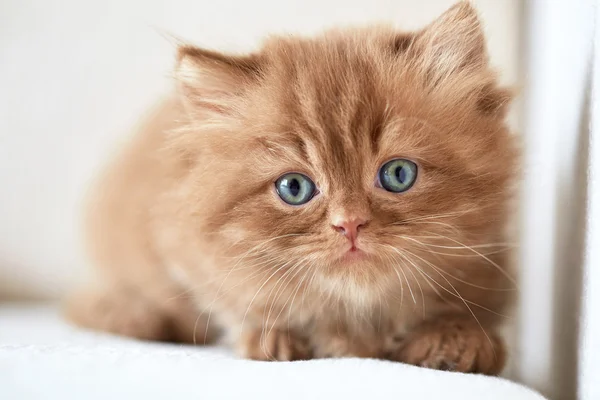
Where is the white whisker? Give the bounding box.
[400,248,509,319]
[394,235,517,291]
[426,232,518,287]
[400,248,499,358]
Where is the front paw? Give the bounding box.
[389,318,506,375]
[237,328,312,361]
[313,335,379,359]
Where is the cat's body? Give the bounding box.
[68,2,517,374]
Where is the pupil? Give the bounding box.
[289,179,301,196]
[395,166,407,183]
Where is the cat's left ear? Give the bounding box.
[175,45,262,118]
[413,2,487,84]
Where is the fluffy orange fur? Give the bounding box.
[67,2,518,375]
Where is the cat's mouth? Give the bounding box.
[338,245,367,263]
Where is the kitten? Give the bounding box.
[67,1,518,375]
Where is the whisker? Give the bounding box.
[265,261,310,345]
[196,254,290,344]
[406,220,462,234]
[397,235,516,251]
[400,248,510,319]
[287,263,314,337]
[240,258,297,339]
[300,261,320,322]
[392,209,475,224]
[392,249,451,307]
[380,251,405,312]
[384,245,428,316]
[264,260,306,337]
[386,248,416,305]
[261,260,304,358]
[394,235,517,291]
[402,255,426,315]
[400,248,499,359]
[425,232,518,287]
[200,235,302,345]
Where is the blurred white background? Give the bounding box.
[0,1,598,399]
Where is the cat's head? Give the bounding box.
[172,2,518,301]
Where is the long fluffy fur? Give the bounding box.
[67,2,518,374]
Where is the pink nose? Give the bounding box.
[333,218,368,242]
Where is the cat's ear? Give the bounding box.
[175,45,262,118]
[414,1,487,86]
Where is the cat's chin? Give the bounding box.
[317,253,389,305]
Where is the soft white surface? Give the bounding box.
[0,305,545,400]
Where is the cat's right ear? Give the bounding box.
[175,45,262,119]
[410,2,488,88]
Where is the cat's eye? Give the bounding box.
[275,173,317,205]
[378,158,418,193]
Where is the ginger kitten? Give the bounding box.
[67,2,518,375]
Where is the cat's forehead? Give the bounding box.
[259,35,411,147]
[265,29,400,100]
[259,43,438,160]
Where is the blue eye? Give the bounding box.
[378,159,418,193]
[275,173,317,205]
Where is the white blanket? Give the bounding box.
[0,304,546,400]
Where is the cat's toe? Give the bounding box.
[237,328,312,361]
[388,317,506,375]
